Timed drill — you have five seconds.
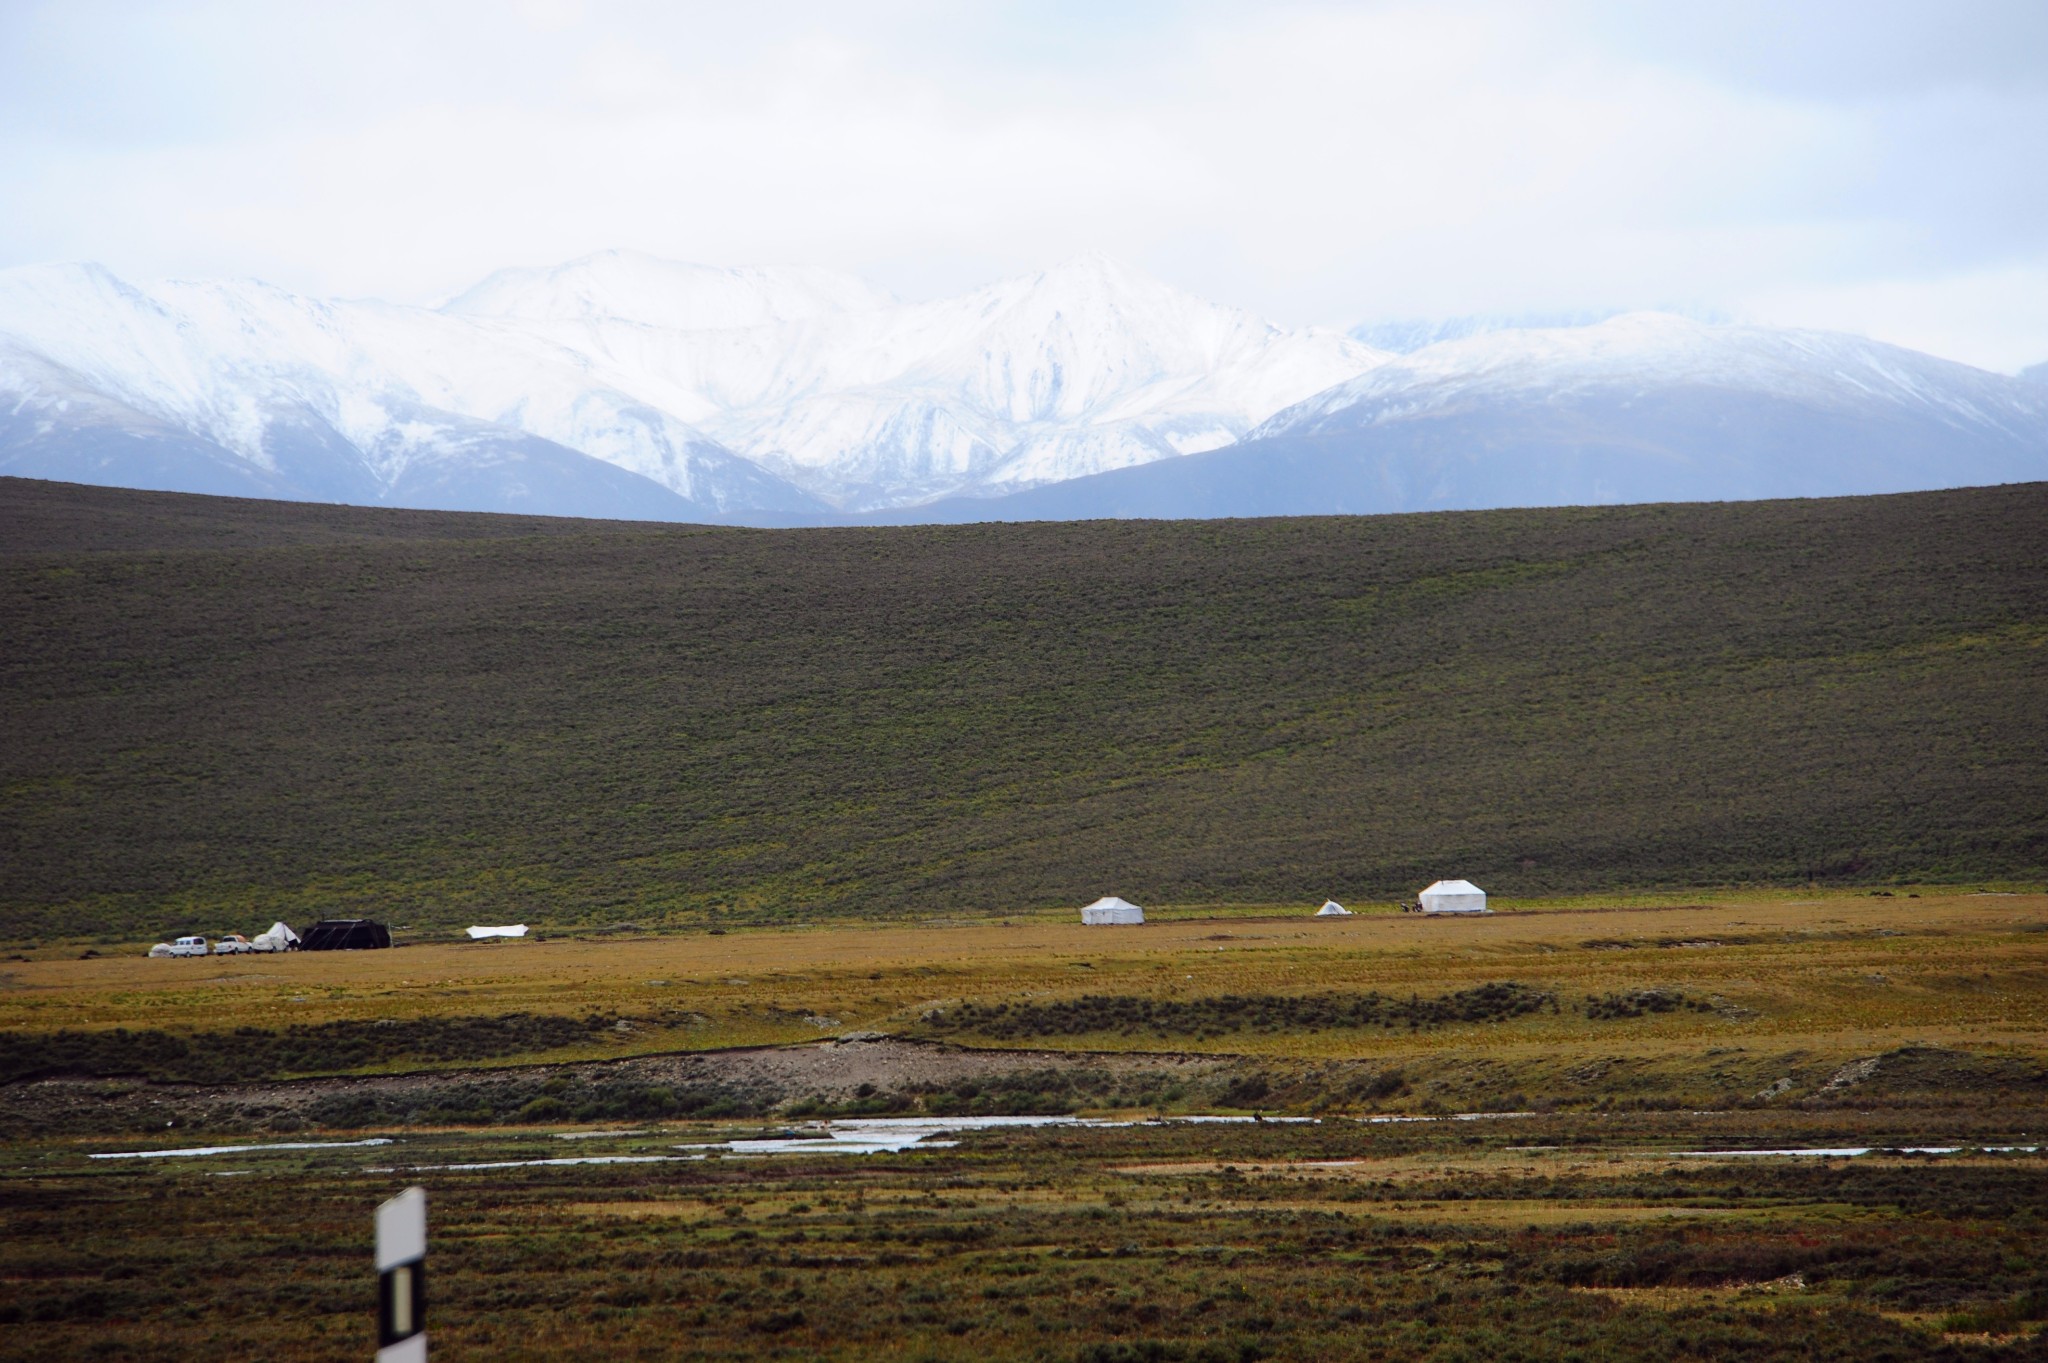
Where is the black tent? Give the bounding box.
[299,919,392,951]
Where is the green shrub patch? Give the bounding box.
[0,1012,629,1085]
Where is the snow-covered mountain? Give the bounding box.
[0,260,827,519]
[894,312,2048,521]
[1260,313,2042,443]
[0,251,1385,518]
[1349,309,1628,354]
[444,253,899,330]
[2,255,2041,525]
[440,252,1387,508]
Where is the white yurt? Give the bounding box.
[1080,896,1145,925]
[251,921,301,951]
[1418,880,1489,914]
[1314,900,1352,917]
[466,924,529,940]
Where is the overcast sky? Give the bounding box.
[2,0,2044,370]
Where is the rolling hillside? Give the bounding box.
[2,476,2043,942]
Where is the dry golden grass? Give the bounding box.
[5,890,2046,1077]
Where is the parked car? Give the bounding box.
[148,936,208,958]
[213,934,255,955]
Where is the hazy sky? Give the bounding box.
[3,0,2044,370]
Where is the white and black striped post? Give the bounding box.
[376,1187,427,1363]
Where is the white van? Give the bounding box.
[147,936,208,958]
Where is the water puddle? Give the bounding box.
[678,1114,1107,1156]
[1673,1145,2041,1159]
[90,1138,395,1160]
[1357,1112,1536,1125]
[367,1154,704,1172]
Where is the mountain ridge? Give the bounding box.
[0,253,1384,515]
[2,255,2042,524]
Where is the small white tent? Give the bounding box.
[250,921,300,952]
[466,924,529,940]
[1314,901,1352,917]
[1080,896,1145,925]
[1418,880,1489,915]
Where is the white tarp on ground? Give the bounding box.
[251,921,300,951]
[1419,880,1489,914]
[466,924,529,940]
[1315,900,1352,916]
[1080,896,1145,925]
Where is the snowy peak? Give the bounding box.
[881,254,1387,432]
[0,260,830,517]
[441,250,896,330]
[1349,309,1630,354]
[0,252,1384,517]
[1256,311,2047,442]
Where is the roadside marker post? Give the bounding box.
[376,1187,427,1363]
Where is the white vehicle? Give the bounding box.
[148,936,208,958]
[213,934,255,955]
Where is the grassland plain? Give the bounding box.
[3,476,2045,943]
[7,898,2048,1359]
[6,892,2048,1129]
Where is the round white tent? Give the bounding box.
[1314,900,1352,917]
[1080,896,1145,925]
[1418,880,1489,914]
[250,921,300,952]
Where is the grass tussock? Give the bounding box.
[920,983,1560,1041]
[0,1011,646,1086]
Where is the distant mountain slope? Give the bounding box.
[0,263,828,520]
[1348,309,1628,353]
[0,254,1383,517]
[458,252,1388,509]
[915,314,2047,521]
[7,256,2041,524]
[2,476,2042,941]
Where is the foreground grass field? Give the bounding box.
[10,1111,2048,1362]
[4,478,2044,942]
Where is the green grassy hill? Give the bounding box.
[2,476,2043,942]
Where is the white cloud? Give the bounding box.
[1741,264,2048,374]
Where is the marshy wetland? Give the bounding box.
[7,891,2048,1360]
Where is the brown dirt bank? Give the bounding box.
[2,1036,1237,1138]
